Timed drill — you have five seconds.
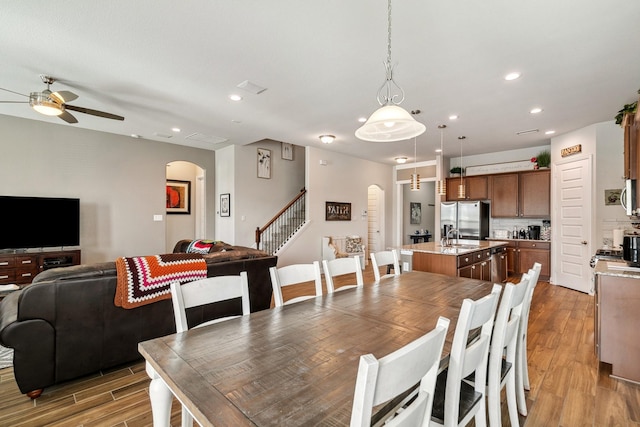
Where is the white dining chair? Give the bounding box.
[430,284,502,427]
[269,261,323,307]
[170,272,251,426]
[370,249,401,282]
[350,317,450,427]
[516,262,542,416]
[464,275,529,427]
[322,256,363,293]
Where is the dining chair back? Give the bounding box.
[431,284,502,427]
[170,271,250,333]
[370,249,401,282]
[481,274,529,427]
[516,262,542,416]
[322,256,363,293]
[269,261,323,307]
[350,317,450,427]
[170,271,250,426]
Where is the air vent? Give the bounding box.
[185,133,228,144]
[516,129,539,136]
[237,80,267,95]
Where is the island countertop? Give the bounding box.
[594,259,640,279]
[400,239,509,255]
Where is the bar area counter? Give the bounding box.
[594,260,640,384]
[401,240,509,280]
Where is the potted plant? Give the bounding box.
[450,167,465,177]
[534,150,551,168]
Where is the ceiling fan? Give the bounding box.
[0,74,124,124]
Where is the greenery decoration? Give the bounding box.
[535,150,551,168]
[450,166,465,174]
[615,100,637,126]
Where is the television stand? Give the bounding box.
[0,249,81,287]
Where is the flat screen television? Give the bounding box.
[0,196,80,250]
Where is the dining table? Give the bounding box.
[139,270,498,427]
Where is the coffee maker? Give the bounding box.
[528,225,541,240]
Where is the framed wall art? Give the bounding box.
[604,189,621,206]
[166,180,191,214]
[325,201,351,221]
[220,193,230,217]
[257,148,271,179]
[410,202,421,224]
[281,142,293,160]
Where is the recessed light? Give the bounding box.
[435,148,442,153]
[229,94,243,101]
[505,72,521,81]
[530,107,543,114]
[131,134,141,139]
[171,127,181,133]
[449,115,458,120]
[319,134,335,144]
[545,130,556,135]
[395,157,408,164]
[358,117,367,123]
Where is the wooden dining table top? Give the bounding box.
[138,270,497,427]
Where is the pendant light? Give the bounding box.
[436,125,447,196]
[457,136,466,199]
[410,137,420,191]
[355,0,426,142]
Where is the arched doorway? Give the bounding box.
[165,161,206,252]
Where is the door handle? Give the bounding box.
[581,241,588,245]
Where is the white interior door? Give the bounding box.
[368,185,384,258]
[553,157,593,293]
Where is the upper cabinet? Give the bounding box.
[445,175,488,201]
[490,169,550,218]
[624,113,639,180]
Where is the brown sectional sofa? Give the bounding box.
[0,243,276,398]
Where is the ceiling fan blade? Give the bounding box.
[58,110,78,124]
[0,100,28,103]
[0,87,29,98]
[64,104,124,121]
[51,90,78,103]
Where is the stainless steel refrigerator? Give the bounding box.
[440,201,490,240]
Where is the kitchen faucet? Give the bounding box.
[441,228,460,247]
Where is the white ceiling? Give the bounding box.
[1,0,639,165]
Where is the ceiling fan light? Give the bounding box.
[29,92,63,116]
[355,105,426,142]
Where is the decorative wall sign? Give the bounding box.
[605,189,622,205]
[410,202,421,224]
[220,193,230,217]
[257,148,271,179]
[325,201,351,221]
[561,144,582,157]
[166,180,191,214]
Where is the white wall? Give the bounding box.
[403,182,436,244]
[0,114,216,263]
[166,161,200,251]
[449,145,550,172]
[275,146,395,266]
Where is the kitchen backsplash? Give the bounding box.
[490,218,547,240]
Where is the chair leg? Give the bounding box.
[487,381,501,427]
[516,341,528,416]
[506,371,520,426]
[522,337,530,390]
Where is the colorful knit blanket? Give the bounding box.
[115,253,207,309]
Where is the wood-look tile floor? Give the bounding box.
[0,266,638,426]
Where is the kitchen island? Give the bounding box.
[401,239,509,281]
[594,260,640,384]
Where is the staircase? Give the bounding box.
[255,189,306,255]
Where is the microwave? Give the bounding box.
[621,179,637,216]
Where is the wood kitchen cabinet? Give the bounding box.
[490,169,550,218]
[623,113,639,180]
[445,175,488,201]
[457,248,492,280]
[505,241,550,280]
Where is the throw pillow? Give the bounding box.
[345,236,363,253]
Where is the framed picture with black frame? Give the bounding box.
[166,179,191,214]
[220,193,230,217]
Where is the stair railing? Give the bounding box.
[255,188,306,254]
